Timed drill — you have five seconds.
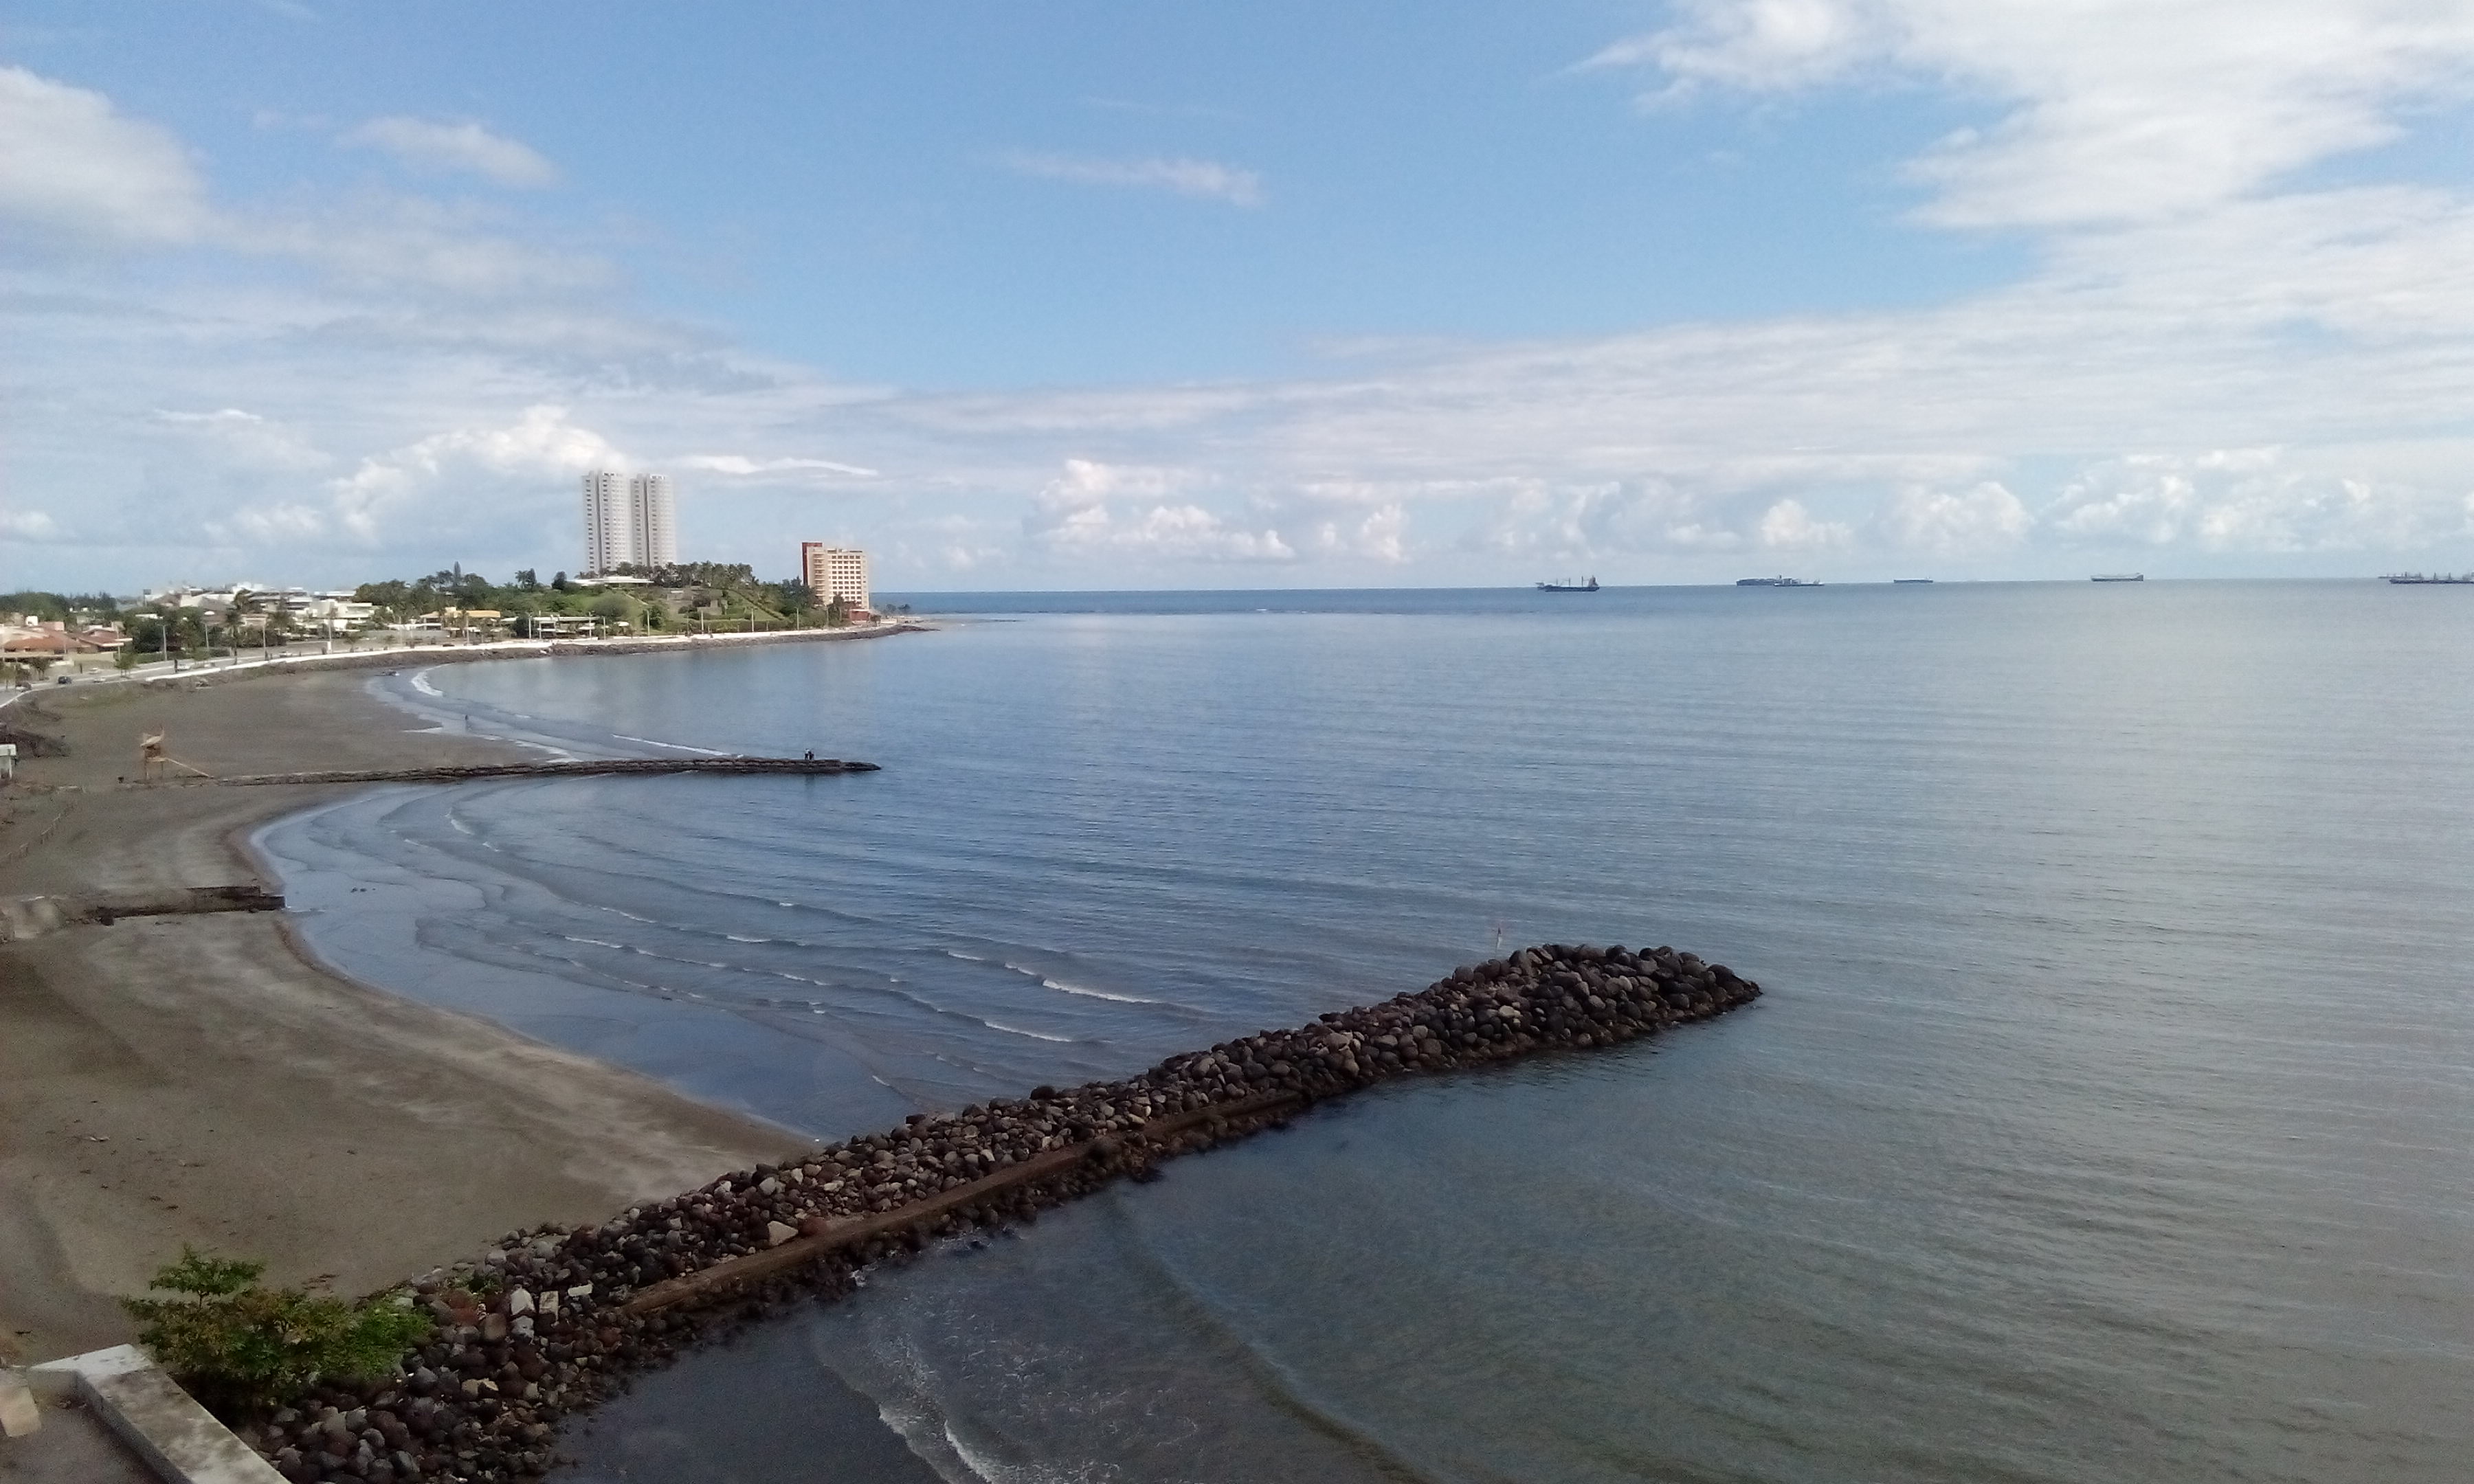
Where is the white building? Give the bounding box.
[582,471,628,574]
[800,543,871,613]
[581,471,679,572]
[631,473,677,568]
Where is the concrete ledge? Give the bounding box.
[0,895,68,943]
[1,1368,41,1437]
[27,1347,280,1484]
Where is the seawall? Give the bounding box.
[85,620,928,696]
[224,940,1761,1483]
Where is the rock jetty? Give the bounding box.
[208,756,877,787]
[237,941,1759,1482]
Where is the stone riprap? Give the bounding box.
[236,941,1760,1482]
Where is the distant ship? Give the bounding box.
[1893,578,1935,584]
[1536,576,1600,592]
[2383,572,2474,584]
[1736,576,1819,587]
[2091,573,2144,582]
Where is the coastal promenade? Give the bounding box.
[0,668,804,1372]
[13,616,924,699]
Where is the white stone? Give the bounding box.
[757,1177,781,1195]
[506,1288,535,1316]
[765,1220,798,1247]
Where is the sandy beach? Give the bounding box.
[0,669,798,1367]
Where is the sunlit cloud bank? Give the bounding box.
[9,3,2474,591]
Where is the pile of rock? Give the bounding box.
[243,942,1757,1481]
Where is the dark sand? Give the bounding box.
[0,673,795,1365]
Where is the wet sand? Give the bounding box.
[0,673,796,1365]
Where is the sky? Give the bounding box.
[9,1,2474,592]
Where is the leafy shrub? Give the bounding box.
[120,1248,432,1417]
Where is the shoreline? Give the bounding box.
[0,660,825,1367]
[24,617,927,701]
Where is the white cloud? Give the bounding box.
[236,194,615,295]
[0,65,601,296]
[1,508,62,539]
[1592,1,2474,227]
[0,65,210,244]
[1758,497,1853,550]
[901,513,1012,573]
[1001,152,1264,207]
[679,454,880,478]
[1881,480,2031,555]
[155,408,333,472]
[1311,502,1408,563]
[1025,459,1295,561]
[2042,449,2447,552]
[207,502,329,544]
[327,405,623,543]
[342,117,559,188]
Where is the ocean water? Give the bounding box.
[256,582,2474,1483]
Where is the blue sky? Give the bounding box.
[10,1,2474,589]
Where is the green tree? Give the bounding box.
[120,1248,430,1419]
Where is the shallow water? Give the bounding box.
[259,582,2474,1483]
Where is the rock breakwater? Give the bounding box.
[236,941,1759,1482]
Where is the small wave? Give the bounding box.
[1043,977,1153,1004]
[983,1020,1073,1044]
[564,936,627,949]
[941,1426,1026,1484]
[407,670,443,697]
[995,959,1156,1004]
[1043,975,1155,1004]
[725,933,772,943]
[612,732,731,756]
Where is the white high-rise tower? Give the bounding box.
[581,470,629,574]
[629,473,676,568]
[581,470,679,572]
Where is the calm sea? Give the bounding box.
[258,582,2474,1483]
